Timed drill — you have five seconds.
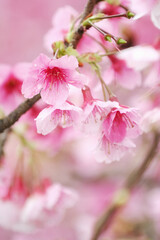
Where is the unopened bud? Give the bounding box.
[104,35,112,42]
[126,11,135,19]
[117,38,127,44]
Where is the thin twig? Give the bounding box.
[91,132,160,240]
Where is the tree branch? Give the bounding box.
[71,0,99,48]
[91,132,160,240]
[0,94,41,133]
[0,129,11,158]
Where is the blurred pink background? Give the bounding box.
[0,0,86,64]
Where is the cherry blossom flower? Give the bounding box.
[102,55,142,89]
[0,178,77,232]
[35,102,82,135]
[22,54,86,107]
[20,182,78,230]
[95,102,141,163]
[102,105,141,142]
[81,86,119,133]
[0,63,30,112]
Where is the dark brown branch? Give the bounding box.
[91,132,160,240]
[0,129,11,158]
[0,94,41,133]
[71,0,98,48]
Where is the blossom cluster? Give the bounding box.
[0,0,160,239]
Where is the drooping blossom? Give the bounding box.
[96,135,136,163]
[102,105,141,142]
[96,102,141,163]
[81,86,141,162]
[22,54,86,107]
[0,63,30,112]
[35,101,82,135]
[92,102,141,163]
[81,86,120,133]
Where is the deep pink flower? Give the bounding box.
[96,104,141,163]
[102,106,140,143]
[81,86,120,133]
[22,54,85,106]
[35,102,82,135]
[0,63,30,112]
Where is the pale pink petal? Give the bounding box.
[118,46,159,71]
[21,183,77,227]
[35,106,57,135]
[52,6,78,27]
[103,112,127,143]
[102,67,115,85]
[49,55,79,70]
[44,28,65,52]
[36,102,82,135]
[41,82,69,106]
[145,62,160,87]
[21,76,41,98]
[33,53,50,69]
[13,63,31,82]
[116,67,142,89]
[151,1,160,29]
[67,71,86,87]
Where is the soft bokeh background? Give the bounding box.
[0,0,86,64]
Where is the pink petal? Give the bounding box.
[67,71,86,87]
[35,106,57,135]
[22,76,41,98]
[41,81,69,106]
[116,67,142,89]
[52,6,78,27]
[49,55,79,70]
[13,63,31,82]
[103,111,127,143]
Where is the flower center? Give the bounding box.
[4,75,22,94]
[45,67,67,84]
